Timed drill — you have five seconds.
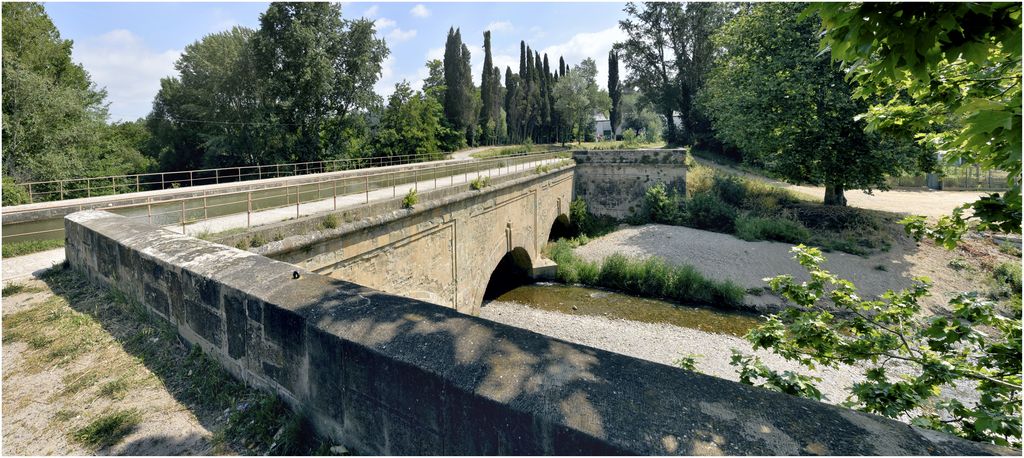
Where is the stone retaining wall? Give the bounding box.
[572,149,687,219]
[64,210,1010,455]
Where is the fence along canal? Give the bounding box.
[2,151,570,246]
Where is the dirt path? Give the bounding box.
[695,157,985,219]
[573,224,1003,312]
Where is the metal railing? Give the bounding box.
[1,151,573,245]
[887,166,1013,191]
[11,152,459,204]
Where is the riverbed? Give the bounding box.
[480,283,978,409]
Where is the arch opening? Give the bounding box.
[548,214,574,241]
[482,247,534,302]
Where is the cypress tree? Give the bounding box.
[443,27,465,139]
[459,42,475,145]
[480,31,494,144]
[504,66,518,143]
[608,49,621,138]
[559,56,566,77]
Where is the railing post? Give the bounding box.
[215,169,219,184]
[28,183,33,203]
[60,181,65,200]
[161,173,166,190]
[87,179,91,197]
[190,171,194,187]
[112,176,116,194]
[135,176,140,193]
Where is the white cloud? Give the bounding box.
[540,25,626,90]
[409,4,430,18]
[374,17,396,30]
[425,45,445,61]
[486,21,514,33]
[387,28,417,43]
[72,29,180,121]
[362,5,379,18]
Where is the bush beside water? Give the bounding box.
[547,239,746,309]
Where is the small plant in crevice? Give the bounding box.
[71,408,142,449]
[469,176,490,190]
[402,188,418,209]
[320,214,339,230]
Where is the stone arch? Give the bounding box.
[481,247,534,304]
[547,213,573,241]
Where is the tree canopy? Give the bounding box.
[701,2,933,205]
[809,2,1022,233]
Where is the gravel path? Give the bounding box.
[572,224,978,312]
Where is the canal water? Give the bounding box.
[485,282,762,337]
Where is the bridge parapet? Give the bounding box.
[64,209,1011,455]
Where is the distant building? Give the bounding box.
[593,111,621,141]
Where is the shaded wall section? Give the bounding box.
[64,210,1012,456]
[573,149,687,219]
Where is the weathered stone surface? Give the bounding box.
[573,149,687,219]
[65,209,1015,456]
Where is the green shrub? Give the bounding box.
[643,182,679,224]
[470,176,490,190]
[683,192,737,232]
[994,261,1022,292]
[711,174,747,207]
[249,233,268,248]
[320,214,339,230]
[402,188,418,208]
[734,215,811,244]
[2,175,30,206]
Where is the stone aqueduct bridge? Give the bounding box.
[208,149,688,315]
[61,150,1011,455]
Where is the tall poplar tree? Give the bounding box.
[479,31,495,144]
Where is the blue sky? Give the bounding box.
[44,2,630,122]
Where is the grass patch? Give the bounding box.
[577,140,667,150]
[547,240,746,309]
[2,238,65,258]
[71,409,142,449]
[734,215,810,244]
[3,282,43,297]
[99,377,132,399]
[997,241,1022,258]
[469,144,533,159]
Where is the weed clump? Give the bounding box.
[402,188,418,209]
[72,409,142,449]
[320,214,339,230]
[469,176,490,190]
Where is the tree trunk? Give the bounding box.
[823,184,847,206]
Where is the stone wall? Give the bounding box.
[572,149,687,219]
[64,209,1010,456]
[254,165,575,315]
